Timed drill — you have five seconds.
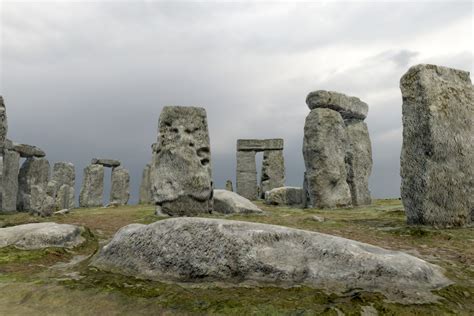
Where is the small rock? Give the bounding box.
[311,215,325,222]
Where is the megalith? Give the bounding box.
[0,96,7,148]
[30,184,55,216]
[17,157,50,211]
[400,64,474,227]
[110,166,130,205]
[139,163,152,204]
[236,150,257,200]
[1,149,20,212]
[225,180,233,192]
[260,149,285,198]
[79,164,104,207]
[151,106,213,216]
[48,162,75,210]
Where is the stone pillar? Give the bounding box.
[236,150,257,200]
[139,163,152,204]
[400,64,473,227]
[110,167,130,205]
[79,164,104,207]
[0,96,7,147]
[48,162,75,210]
[17,157,50,211]
[225,180,233,192]
[260,149,285,198]
[1,149,20,212]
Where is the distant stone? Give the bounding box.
[225,180,233,192]
[237,139,284,151]
[139,164,152,204]
[91,158,121,168]
[92,218,450,304]
[17,157,50,211]
[310,215,325,222]
[306,90,368,120]
[110,167,130,206]
[264,187,304,206]
[30,184,55,216]
[0,96,7,149]
[236,150,258,200]
[1,149,20,212]
[55,184,75,210]
[213,189,263,214]
[48,162,75,210]
[260,149,285,198]
[12,143,46,158]
[79,164,104,208]
[0,222,85,250]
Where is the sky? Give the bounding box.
[1,0,472,204]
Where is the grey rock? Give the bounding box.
[51,162,75,187]
[302,172,310,208]
[139,164,152,204]
[110,167,130,205]
[260,149,285,198]
[91,158,121,168]
[345,120,372,206]
[303,108,352,208]
[0,96,7,149]
[265,187,304,206]
[151,106,213,216]
[92,217,450,304]
[400,64,474,227]
[1,150,20,212]
[12,143,46,158]
[17,157,50,211]
[236,150,257,200]
[237,139,284,151]
[0,222,85,250]
[55,184,75,210]
[47,162,75,210]
[225,180,233,192]
[30,184,55,216]
[79,164,104,207]
[213,189,263,214]
[306,90,368,120]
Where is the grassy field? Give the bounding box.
[0,200,473,315]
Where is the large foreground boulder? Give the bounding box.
[264,187,304,206]
[213,190,263,214]
[0,222,85,250]
[92,218,449,303]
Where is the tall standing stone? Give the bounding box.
[110,167,130,205]
[0,96,7,148]
[151,106,213,216]
[236,151,257,200]
[1,150,20,212]
[400,64,474,227]
[139,163,152,204]
[17,157,50,211]
[48,162,75,210]
[260,149,285,198]
[225,180,233,192]
[79,164,104,208]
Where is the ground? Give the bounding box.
[0,199,473,315]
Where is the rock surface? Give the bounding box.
[0,96,7,148]
[225,180,233,192]
[0,222,85,250]
[260,149,285,198]
[306,90,368,120]
[110,167,130,205]
[139,164,152,204]
[236,150,257,200]
[213,189,263,214]
[48,162,75,210]
[303,108,352,208]
[30,184,55,216]
[92,218,450,303]
[237,139,284,151]
[79,164,104,207]
[91,158,121,168]
[264,187,304,206]
[55,184,75,210]
[17,157,50,211]
[1,149,20,212]
[400,64,474,227]
[151,106,213,216]
[12,143,46,158]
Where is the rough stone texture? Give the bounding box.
[47,162,75,210]
[213,189,263,214]
[225,180,233,192]
[139,164,152,204]
[1,149,20,212]
[236,150,257,200]
[55,184,75,210]
[265,187,304,206]
[92,218,450,304]
[110,167,130,206]
[151,106,213,216]
[79,164,104,208]
[51,162,75,187]
[303,108,352,208]
[0,222,85,250]
[12,143,46,158]
[237,139,284,151]
[306,90,368,120]
[0,96,7,149]
[17,157,50,211]
[91,158,121,168]
[260,150,285,198]
[400,64,474,227]
[30,185,55,216]
[302,172,310,208]
[345,120,372,206]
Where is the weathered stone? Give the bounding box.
[0,96,7,149]
[51,162,75,187]
[0,222,85,250]
[139,164,152,204]
[30,184,55,217]
[400,64,474,227]
[92,218,450,304]
[345,120,372,206]
[151,106,213,216]
[260,149,285,198]
[55,184,75,210]
[213,189,263,214]
[91,158,121,168]
[110,167,130,206]
[265,187,304,206]
[303,108,352,208]
[17,157,50,211]
[237,139,284,151]
[12,143,46,158]
[306,90,368,120]
[236,150,257,200]
[1,149,20,212]
[302,172,310,208]
[225,180,233,192]
[46,162,76,210]
[79,164,104,207]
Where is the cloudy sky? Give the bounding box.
[1,0,472,204]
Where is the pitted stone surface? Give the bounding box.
[265,187,304,206]
[260,149,285,198]
[139,164,152,204]
[400,64,474,227]
[17,157,50,211]
[236,150,257,200]
[91,158,121,168]
[1,150,20,212]
[79,164,104,208]
[110,167,130,205]
[306,90,368,120]
[12,143,46,158]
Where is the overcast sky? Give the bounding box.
[1,0,472,204]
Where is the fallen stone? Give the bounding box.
[91,158,121,168]
[1,149,20,212]
[17,157,50,211]
[260,149,285,198]
[139,164,152,204]
[12,143,46,158]
[54,208,71,215]
[92,218,450,304]
[264,187,304,206]
[110,167,130,205]
[213,189,263,214]
[225,180,233,192]
[79,164,104,208]
[306,90,368,120]
[310,215,325,222]
[0,222,85,250]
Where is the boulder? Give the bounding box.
[92,218,450,304]
[236,150,257,200]
[1,149,20,212]
[17,157,50,211]
[225,180,233,192]
[264,187,304,206]
[151,106,213,216]
[139,164,152,204]
[213,189,263,214]
[303,108,352,208]
[91,158,121,168]
[79,164,104,207]
[0,222,85,250]
[110,167,130,205]
[12,143,46,158]
[306,90,368,120]
[400,64,474,227]
[260,149,285,198]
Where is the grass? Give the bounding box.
[0,200,473,315]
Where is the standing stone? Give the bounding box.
[91,158,121,168]
[1,150,20,212]
[139,164,152,204]
[110,167,130,206]
[79,164,104,208]
[260,149,285,198]
[345,120,372,206]
[151,106,213,216]
[30,184,55,216]
[225,180,233,192]
[0,96,7,148]
[55,184,75,210]
[236,151,257,200]
[400,64,474,227]
[47,162,75,210]
[17,157,50,211]
[303,108,352,208]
